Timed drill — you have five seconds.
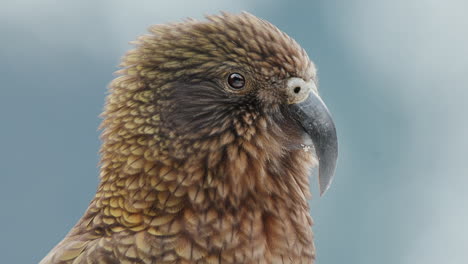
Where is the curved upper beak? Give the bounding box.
[290,90,338,196]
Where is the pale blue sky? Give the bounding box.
[1,1,467,263]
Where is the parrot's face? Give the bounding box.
[165,59,316,144]
[118,12,337,195]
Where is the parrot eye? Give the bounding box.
[227,73,245,89]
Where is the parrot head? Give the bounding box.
[105,12,337,196]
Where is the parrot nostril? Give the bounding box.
[286,77,312,104]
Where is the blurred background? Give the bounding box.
[1,0,467,263]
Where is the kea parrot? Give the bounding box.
[40,12,338,264]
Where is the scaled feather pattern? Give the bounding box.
[40,12,336,264]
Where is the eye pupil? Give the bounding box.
[228,73,245,89]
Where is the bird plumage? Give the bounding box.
[40,12,333,264]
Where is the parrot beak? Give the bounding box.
[290,90,338,196]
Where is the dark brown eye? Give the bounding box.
[227,73,245,89]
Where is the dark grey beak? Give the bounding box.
[290,91,338,196]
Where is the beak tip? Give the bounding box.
[318,155,337,197]
[319,178,333,197]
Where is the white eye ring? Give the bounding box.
[286,77,317,104]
